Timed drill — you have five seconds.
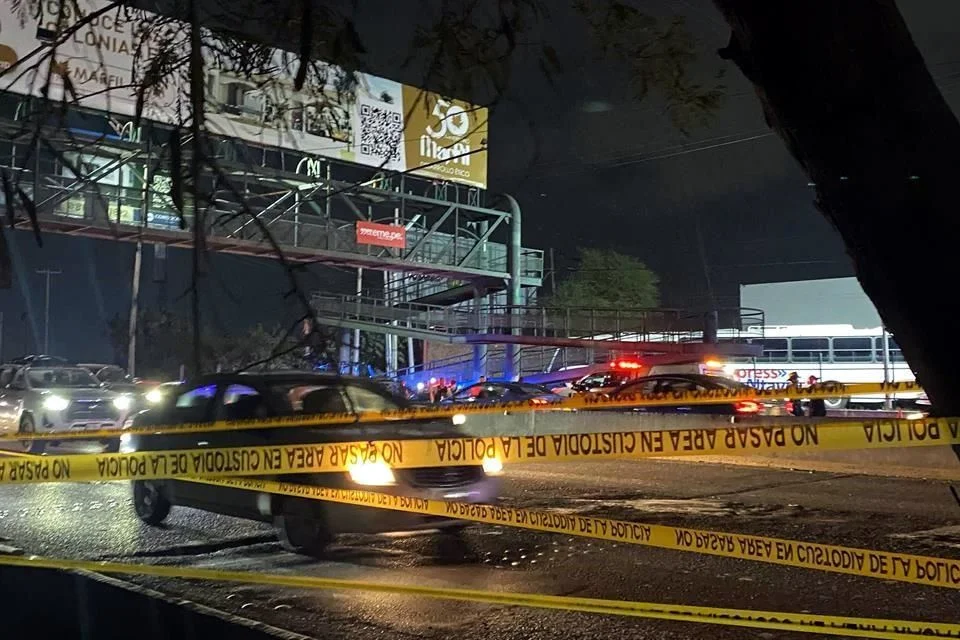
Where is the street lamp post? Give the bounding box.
[36,268,61,354]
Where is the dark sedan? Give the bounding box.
[605,373,791,418]
[443,381,564,406]
[121,372,501,556]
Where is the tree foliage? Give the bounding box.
[575,0,725,133]
[107,310,308,378]
[546,248,660,309]
[106,310,406,377]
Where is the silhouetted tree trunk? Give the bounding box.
[713,0,960,418]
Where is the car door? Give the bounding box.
[615,378,660,413]
[3,368,29,429]
[652,377,701,413]
[180,382,275,519]
[160,382,223,509]
[0,366,17,433]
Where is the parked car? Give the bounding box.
[142,380,186,406]
[570,368,639,395]
[604,373,792,419]
[443,381,564,406]
[0,362,130,453]
[8,354,72,366]
[122,372,502,556]
[78,363,140,393]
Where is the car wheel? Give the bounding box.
[133,480,172,525]
[275,498,332,557]
[18,415,44,455]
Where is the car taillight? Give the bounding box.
[530,398,548,405]
[735,400,760,414]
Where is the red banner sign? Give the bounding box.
[356,221,406,249]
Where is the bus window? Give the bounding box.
[876,337,906,362]
[791,338,829,363]
[759,339,788,362]
[832,337,873,362]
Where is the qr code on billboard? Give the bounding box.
[359,103,403,162]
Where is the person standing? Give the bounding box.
[787,372,805,416]
[807,375,827,417]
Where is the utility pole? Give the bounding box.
[128,240,143,377]
[548,247,557,295]
[36,268,61,354]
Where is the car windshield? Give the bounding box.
[96,366,130,383]
[27,367,101,389]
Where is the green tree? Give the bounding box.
[546,248,660,309]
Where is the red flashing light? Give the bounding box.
[734,400,760,414]
[612,360,643,370]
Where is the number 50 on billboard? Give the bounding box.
[0,0,489,189]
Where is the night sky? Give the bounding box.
[2,0,960,363]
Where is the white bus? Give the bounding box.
[718,324,916,407]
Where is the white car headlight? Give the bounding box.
[347,460,396,486]
[43,395,69,411]
[452,413,466,426]
[113,395,133,411]
[145,388,164,404]
[482,457,504,476]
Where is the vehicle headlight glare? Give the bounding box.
[145,389,163,404]
[482,457,504,476]
[113,395,133,411]
[452,413,466,426]
[118,433,135,454]
[347,460,396,486]
[43,395,69,411]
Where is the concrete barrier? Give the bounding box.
[0,564,307,639]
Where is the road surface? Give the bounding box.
[1,451,959,639]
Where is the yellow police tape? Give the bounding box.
[0,554,955,638]
[0,417,957,485]
[0,381,925,442]
[194,477,960,590]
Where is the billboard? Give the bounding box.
[356,221,406,249]
[0,0,489,189]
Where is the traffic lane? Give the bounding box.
[3,463,960,639]
[118,521,960,640]
[503,458,960,519]
[0,481,274,558]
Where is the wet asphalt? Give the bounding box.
[1,448,960,640]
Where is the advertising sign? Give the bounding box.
[0,0,489,189]
[356,221,406,249]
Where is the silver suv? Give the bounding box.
[0,363,133,453]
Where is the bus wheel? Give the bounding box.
[822,383,848,410]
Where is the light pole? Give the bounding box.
[36,268,61,354]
